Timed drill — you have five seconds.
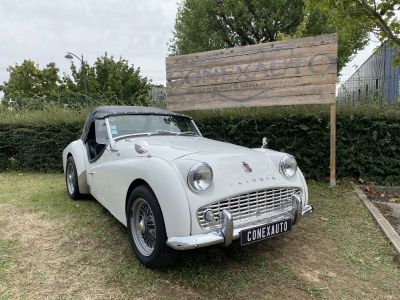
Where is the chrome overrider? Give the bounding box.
[166,194,313,250]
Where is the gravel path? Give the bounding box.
[362,186,400,236]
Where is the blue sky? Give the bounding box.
[0,0,381,91]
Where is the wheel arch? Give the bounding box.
[125,180,177,267]
[62,140,89,194]
[114,158,191,238]
[125,178,152,215]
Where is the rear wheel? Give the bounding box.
[66,156,81,200]
[127,185,176,268]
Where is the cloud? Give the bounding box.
[0,0,178,86]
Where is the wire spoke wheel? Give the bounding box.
[67,162,75,195]
[130,198,157,256]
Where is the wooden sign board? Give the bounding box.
[166,33,338,187]
[166,34,337,111]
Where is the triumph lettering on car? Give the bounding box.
[62,106,313,268]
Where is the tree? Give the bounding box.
[169,0,373,73]
[64,54,151,105]
[168,1,225,54]
[169,0,305,55]
[301,0,372,72]
[1,55,152,107]
[337,0,399,65]
[0,60,65,101]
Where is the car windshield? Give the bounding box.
[108,114,200,139]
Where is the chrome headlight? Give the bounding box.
[187,162,213,192]
[280,155,297,177]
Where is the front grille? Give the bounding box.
[197,187,301,230]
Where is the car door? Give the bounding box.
[87,119,112,206]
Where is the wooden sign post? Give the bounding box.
[330,103,336,187]
[166,34,338,187]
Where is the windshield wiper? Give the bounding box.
[178,131,198,136]
[114,133,151,142]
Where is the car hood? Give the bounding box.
[115,135,303,208]
[116,135,278,178]
[116,136,252,161]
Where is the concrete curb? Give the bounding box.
[353,184,400,255]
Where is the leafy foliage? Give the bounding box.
[64,54,151,105]
[169,0,305,54]
[0,55,152,107]
[190,105,400,181]
[169,0,226,54]
[334,0,400,66]
[0,104,399,185]
[301,0,371,72]
[0,60,67,100]
[169,0,372,73]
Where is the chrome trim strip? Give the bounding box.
[197,187,301,229]
[221,210,233,246]
[291,194,302,225]
[190,119,203,137]
[301,204,313,216]
[166,204,313,250]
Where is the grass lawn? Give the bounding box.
[0,172,399,299]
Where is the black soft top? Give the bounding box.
[81,105,190,140]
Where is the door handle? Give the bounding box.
[88,170,95,175]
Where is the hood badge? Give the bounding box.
[242,162,253,173]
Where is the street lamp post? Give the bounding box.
[65,52,88,104]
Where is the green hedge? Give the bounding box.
[0,108,88,171]
[190,106,400,183]
[1,105,399,184]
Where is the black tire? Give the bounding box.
[65,156,81,200]
[126,185,177,268]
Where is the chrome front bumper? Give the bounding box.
[166,195,313,250]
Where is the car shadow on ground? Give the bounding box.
[79,192,287,271]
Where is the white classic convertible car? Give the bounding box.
[63,106,312,268]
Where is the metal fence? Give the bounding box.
[337,75,400,104]
[1,85,167,110]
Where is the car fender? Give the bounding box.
[297,168,309,205]
[62,139,89,194]
[106,156,191,238]
[254,148,308,202]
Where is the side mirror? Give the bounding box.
[261,137,268,149]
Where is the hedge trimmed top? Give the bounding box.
[0,103,399,185]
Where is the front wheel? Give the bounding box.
[66,156,81,200]
[127,185,176,268]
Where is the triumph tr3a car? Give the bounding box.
[63,106,313,268]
